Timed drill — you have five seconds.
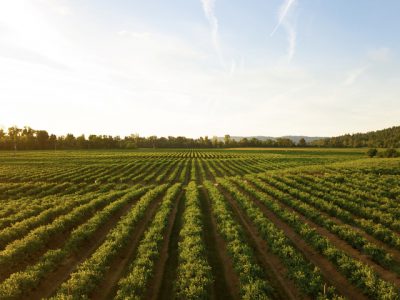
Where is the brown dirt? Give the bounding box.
[159,161,179,184]
[171,161,185,183]
[314,203,400,266]
[144,189,183,300]
[157,187,185,300]
[200,187,241,300]
[219,187,306,300]
[184,159,191,185]
[194,159,203,183]
[273,178,400,265]
[232,188,368,300]
[89,191,167,300]
[288,177,400,238]
[27,193,145,300]
[208,160,224,178]
[201,160,215,182]
[265,187,400,287]
[0,198,114,282]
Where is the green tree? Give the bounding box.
[76,135,87,149]
[366,148,378,158]
[8,126,21,151]
[379,148,399,158]
[64,134,76,149]
[224,134,231,147]
[149,136,157,148]
[36,130,49,149]
[298,138,307,147]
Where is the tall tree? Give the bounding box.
[36,130,49,149]
[8,126,21,151]
[224,134,231,147]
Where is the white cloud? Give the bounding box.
[200,0,224,66]
[37,0,72,15]
[0,1,399,138]
[117,30,150,39]
[285,22,296,62]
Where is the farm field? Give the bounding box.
[0,149,400,299]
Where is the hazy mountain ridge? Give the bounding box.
[218,136,326,143]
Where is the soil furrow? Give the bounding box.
[28,194,143,300]
[200,186,240,300]
[157,186,185,300]
[89,190,167,300]
[258,184,400,286]
[239,191,368,300]
[218,187,307,300]
[144,189,183,300]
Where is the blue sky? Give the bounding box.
[0,0,399,137]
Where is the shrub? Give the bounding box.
[366,148,377,157]
[378,148,399,158]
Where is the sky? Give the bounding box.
[0,0,399,138]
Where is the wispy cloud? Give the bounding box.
[200,0,224,66]
[343,47,392,86]
[367,47,392,63]
[117,30,150,39]
[285,22,296,62]
[271,0,298,62]
[344,65,369,86]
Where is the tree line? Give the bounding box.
[0,126,305,150]
[311,126,400,148]
[1,125,398,150]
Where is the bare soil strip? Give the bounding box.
[194,159,203,183]
[157,187,185,300]
[184,159,191,185]
[272,176,400,264]
[160,161,179,184]
[219,188,305,300]
[144,190,183,300]
[260,185,400,287]
[89,191,167,300]
[202,160,215,182]
[233,188,368,300]
[321,209,400,263]
[0,197,113,282]
[200,187,240,300]
[28,194,144,299]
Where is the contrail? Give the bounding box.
[271,0,298,62]
[200,0,224,66]
[271,0,296,36]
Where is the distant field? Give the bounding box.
[0,149,399,299]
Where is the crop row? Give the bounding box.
[52,184,168,299]
[0,185,149,299]
[244,176,394,269]
[115,183,181,299]
[226,177,399,299]
[216,178,340,299]
[264,174,400,251]
[175,182,212,299]
[203,181,272,299]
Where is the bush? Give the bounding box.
[378,148,399,158]
[366,148,377,157]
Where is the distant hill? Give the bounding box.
[311,126,400,148]
[218,136,325,143]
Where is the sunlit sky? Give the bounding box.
[1,0,399,138]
